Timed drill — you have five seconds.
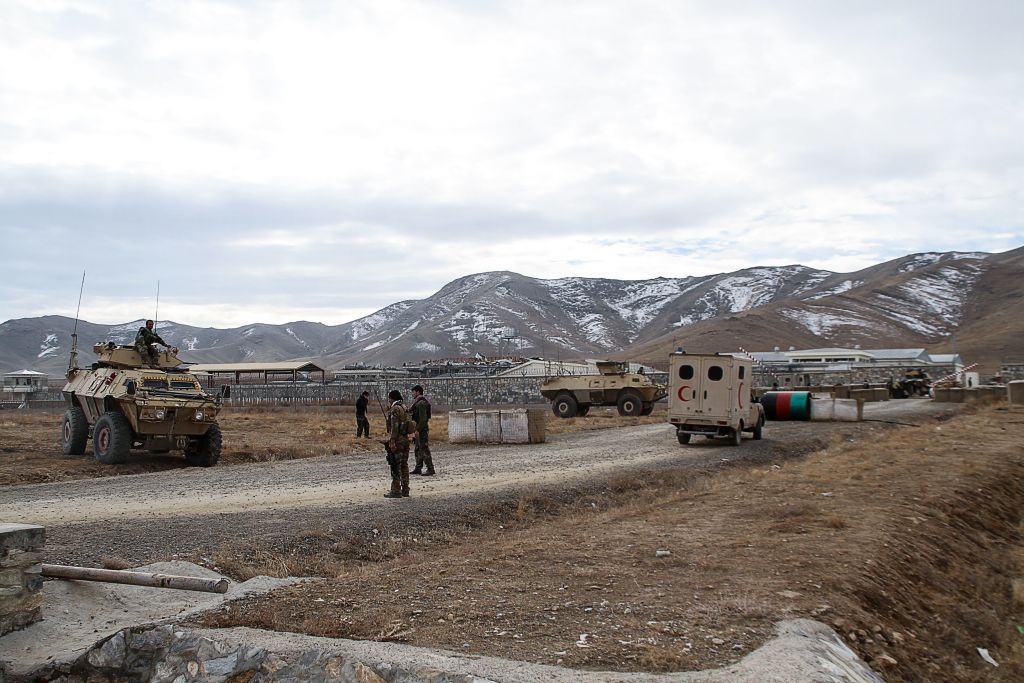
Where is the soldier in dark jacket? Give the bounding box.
[384,389,411,498]
[135,319,169,367]
[410,385,434,475]
[355,391,370,438]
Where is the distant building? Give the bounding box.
[2,369,50,405]
[733,347,964,387]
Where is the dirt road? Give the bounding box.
[4,401,950,568]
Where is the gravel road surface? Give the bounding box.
[3,401,954,568]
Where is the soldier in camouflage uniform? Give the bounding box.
[410,384,434,475]
[135,319,170,367]
[384,389,411,498]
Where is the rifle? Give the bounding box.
[373,389,399,480]
[381,440,399,481]
[372,388,390,433]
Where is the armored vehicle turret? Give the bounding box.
[60,341,228,466]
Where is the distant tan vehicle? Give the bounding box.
[60,342,228,465]
[667,352,765,446]
[540,360,667,418]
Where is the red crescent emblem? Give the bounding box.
[677,385,690,401]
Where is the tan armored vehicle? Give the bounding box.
[667,352,765,446]
[60,341,228,466]
[541,360,667,418]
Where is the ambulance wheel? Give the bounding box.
[730,422,743,446]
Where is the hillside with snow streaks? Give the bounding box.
[3,248,1018,374]
[780,308,876,336]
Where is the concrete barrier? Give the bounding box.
[447,408,546,444]
[932,387,951,403]
[947,388,965,403]
[1009,380,1024,405]
[810,398,863,422]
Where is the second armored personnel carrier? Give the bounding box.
[541,361,667,418]
[60,341,228,466]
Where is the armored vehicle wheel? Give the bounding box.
[641,402,654,416]
[677,431,691,445]
[61,407,89,455]
[753,418,764,440]
[551,393,579,419]
[616,391,643,417]
[730,422,743,447]
[93,412,132,464]
[185,422,222,467]
[577,404,590,417]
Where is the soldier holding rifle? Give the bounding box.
[376,389,411,498]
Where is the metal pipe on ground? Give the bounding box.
[41,564,229,594]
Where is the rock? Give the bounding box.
[876,654,898,667]
[655,550,671,557]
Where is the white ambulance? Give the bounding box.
[668,352,765,446]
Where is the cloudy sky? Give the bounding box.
[1,0,1021,328]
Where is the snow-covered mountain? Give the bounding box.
[2,248,1021,376]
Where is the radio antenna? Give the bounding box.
[154,280,160,325]
[68,270,86,375]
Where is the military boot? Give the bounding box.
[384,481,402,499]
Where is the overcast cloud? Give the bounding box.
[1,0,1021,327]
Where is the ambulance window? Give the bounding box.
[707,365,724,381]
[738,366,746,379]
[678,365,694,380]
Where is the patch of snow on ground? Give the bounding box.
[714,269,789,311]
[807,279,864,300]
[242,328,257,337]
[790,269,835,296]
[361,340,386,351]
[607,278,687,327]
[780,309,874,336]
[284,327,311,349]
[350,303,414,341]
[898,253,944,273]
[413,342,440,352]
[894,263,985,328]
[38,333,61,359]
[574,313,614,348]
[108,321,144,334]
[181,336,200,351]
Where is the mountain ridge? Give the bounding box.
[2,248,1021,376]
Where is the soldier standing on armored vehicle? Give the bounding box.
[135,319,170,367]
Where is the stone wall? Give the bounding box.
[760,364,957,388]
[0,523,44,636]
